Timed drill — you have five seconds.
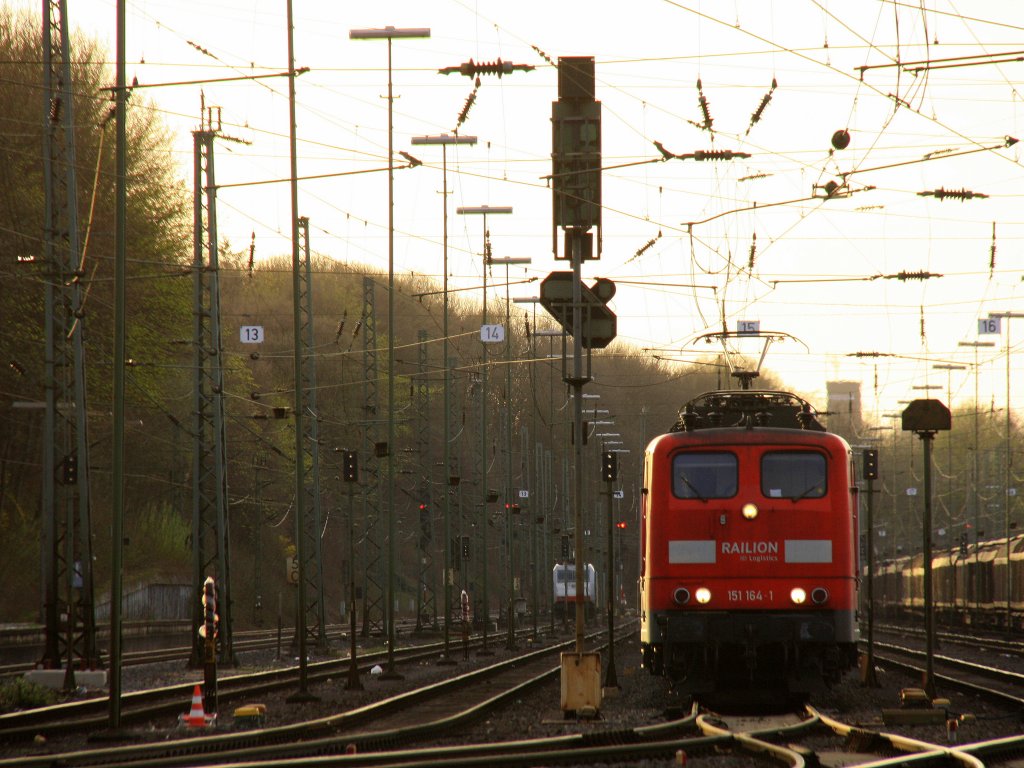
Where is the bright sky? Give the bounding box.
[22,0,1024,420]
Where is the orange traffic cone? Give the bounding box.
[184,684,207,727]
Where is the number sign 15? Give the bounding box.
[737,320,760,335]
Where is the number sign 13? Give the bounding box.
[241,325,264,344]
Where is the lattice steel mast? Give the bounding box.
[39,0,99,673]
[360,276,384,635]
[296,216,327,648]
[415,330,436,630]
[189,109,235,666]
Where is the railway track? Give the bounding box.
[0,622,423,679]
[0,625,638,768]
[0,628,486,742]
[874,622,1024,660]
[869,639,1024,709]
[7,617,1024,768]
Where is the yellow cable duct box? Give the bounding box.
[560,651,602,715]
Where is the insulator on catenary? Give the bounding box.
[454,88,477,131]
[746,78,777,134]
[748,233,757,270]
[917,187,989,201]
[335,309,347,345]
[695,78,714,133]
[990,221,996,276]
[630,231,662,262]
[531,45,555,66]
[346,317,363,352]
[693,149,751,161]
[438,58,534,78]
[247,231,255,276]
[894,270,942,281]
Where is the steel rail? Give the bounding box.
[0,625,634,768]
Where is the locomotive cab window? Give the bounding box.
[672,452,737,500]
[761,451,826,500]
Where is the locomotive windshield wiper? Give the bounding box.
[678,472,708,502]
[789,483,823,502]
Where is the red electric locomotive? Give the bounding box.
[639,388,860,696]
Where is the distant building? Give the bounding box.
[826,381,862,438]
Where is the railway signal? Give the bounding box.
[198,576,218,713]
[539,271,617,349]
[199,577,218,640]
[863,448,879,480]
[601,451,617,482]
[61,454,78,485]
[342,450,358,482]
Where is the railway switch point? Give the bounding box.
[883,708,947,726]
[898,688,931,708]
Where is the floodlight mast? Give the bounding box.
[457,204,513,655]
[349,24,431,680]
[958,339,996,607]
[987,312,1024,631]
[489,255,532,650]
[411,133,477,665]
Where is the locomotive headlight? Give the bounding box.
[741,502,759,520]
[695,587,712,604]
[673,587,691,605]
[790,587,807,604]
[811,587,829,604]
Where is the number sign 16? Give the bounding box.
[979,316,1002,335]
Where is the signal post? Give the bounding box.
[199,576,218,714]
[902,399,951,699]
[542,56,616,718]
[601,451,619,690]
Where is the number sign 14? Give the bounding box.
[480,324,505,343]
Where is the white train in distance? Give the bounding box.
[552,561,597,621]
